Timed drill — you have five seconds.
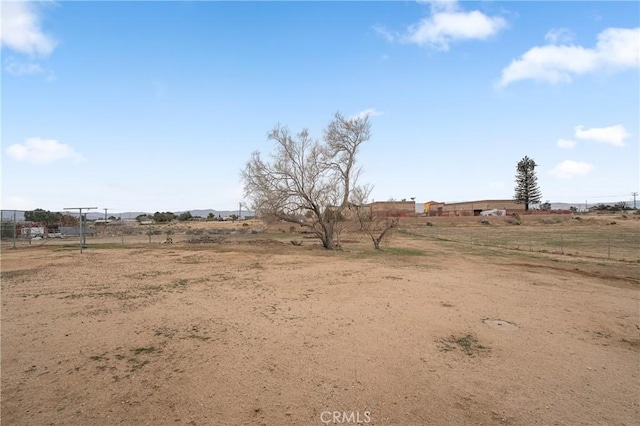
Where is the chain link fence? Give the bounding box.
[3,209,639,261]
[403,225,640,261]
[0,210,262,249]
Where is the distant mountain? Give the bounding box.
[550,201,635,211]
[182,209,253,219]
[5,201,635,222]
[1,209,254,222]
[85,209,254,220]
[550,203,586,211]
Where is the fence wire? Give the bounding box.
[2,209,639,262]
[405,226,640,261]
[0,209,260,249]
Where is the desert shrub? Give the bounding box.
[538,218,562,224]
[1,222,15,238]
[178,211,193,222]
[426,221,434,227]
[121,227,139,235]
[207,229,231,235]
[187,235,226,244]
[480,219,490,225]
[506,218,520,226]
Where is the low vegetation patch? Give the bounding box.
[438,334,490,357]
[538,218,563,225]
[384,247,425,256]
[131,346,157,355]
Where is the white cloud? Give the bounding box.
[574,124,629,147]
[596,28,640,68]
[549,160,594,179]
[405,11,506,50]
[376,1,506,51]
[350,108,382,121]
[0,1,57,56]
[418,0,458,13]
[556,138,577,149]
[6,138,84,164]
[498,27,640,87]
[373,26,396,43]
[545,28,575,44]
[4,57,44,76]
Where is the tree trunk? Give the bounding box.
[322,237,335,249]
[320,224,335,249]
[373,238,381,250]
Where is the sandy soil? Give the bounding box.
[1,234,638,425]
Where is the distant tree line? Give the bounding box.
[24,209,79,226]
[133,211,245,223]
[154,212,177,222]
[591,202,634,212]
[135,211,200,223]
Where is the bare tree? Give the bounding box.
[241,112,371,249]
[324,112,371,208]
[353,187,399,250]
[359,210,399,250]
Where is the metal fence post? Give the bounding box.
[607,235,611,259]
[13,210,17,249]
[81,214,85,253]
[560,233,564,254]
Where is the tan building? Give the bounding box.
[440,199,523,216]
[424,201,445,216]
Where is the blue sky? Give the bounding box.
[2,0,639,213]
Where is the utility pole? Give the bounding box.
[64,207,97,253]
[238,202,241,219]
[632,192,638,209]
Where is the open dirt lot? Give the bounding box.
[1,222,639,425]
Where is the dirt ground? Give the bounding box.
[1,229,639,425]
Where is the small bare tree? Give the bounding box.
[241,112,371,249]
[353,189,399,250]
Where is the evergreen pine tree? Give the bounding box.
[514,156,542,210]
